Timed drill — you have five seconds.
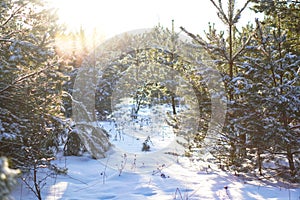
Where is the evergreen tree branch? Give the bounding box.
[0,4,27,28]
[179,27,204,46]
[233,0,251,23]
[0,66,49,94]
[180,26,229,61]
[290,125,300,130]
[255,18,269,57]
[0,30,23,42]
[0,38,14,43]
[210,0,229,24]
[232,29,257,61]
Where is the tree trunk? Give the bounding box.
[257,147,263,176]
[229,141,236,166]
[239,133,247,158]
[171,95,176,115]
[286,145,296,177]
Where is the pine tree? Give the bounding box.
[0,0,65,169]
[181,0,255,170]
[242,1,300,180]
[251,0,300,54]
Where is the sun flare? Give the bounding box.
[48,0,161,38]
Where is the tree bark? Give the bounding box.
[171,95,176,115]
[286,145,296,177]
[257,147,263,176]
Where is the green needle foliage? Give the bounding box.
[0,0,66,170]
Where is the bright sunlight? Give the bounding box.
[49,0,259,37]
[48,0,236,37]
[49,0,262,72]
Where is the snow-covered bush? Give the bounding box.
[0,157,20,199]
[142,141,150,152]
[142,136,152,152]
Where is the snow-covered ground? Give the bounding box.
[11,103,300,199]
[11,154,300,200]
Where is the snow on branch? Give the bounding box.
[209,0,229,24]
[0,4,26,28]
[0,66,49,94]
[180,26,229,61]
